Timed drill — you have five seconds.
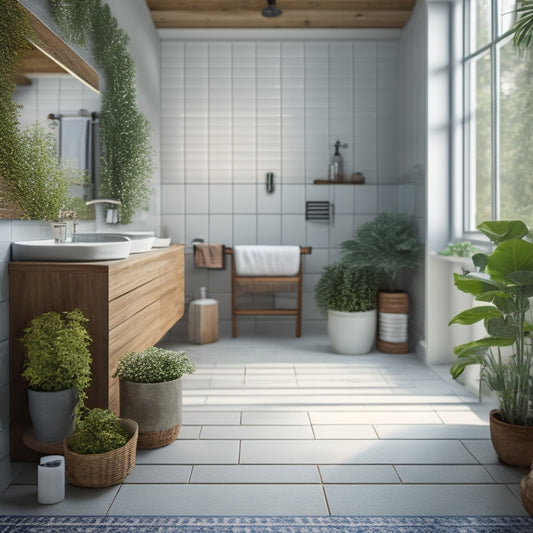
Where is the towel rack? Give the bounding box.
[224,246,312,338]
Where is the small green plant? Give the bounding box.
[449,220,533,426]
[15,122,84,220]
[341,212,423,291]
[20,309,92,418]
[314,262,379,315]
[113,346,195,384]
[438,241,479,258]
[67,408,129,454]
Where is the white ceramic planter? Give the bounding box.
[28,388,77,442]
[327,309,377,355]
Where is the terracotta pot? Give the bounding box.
[489,409,533,467]
[377,291,409,354]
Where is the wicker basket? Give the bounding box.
[63,418,138,488]
[137,424,180,449]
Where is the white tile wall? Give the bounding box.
[161,36,400,336]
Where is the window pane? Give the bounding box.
[468,53,492,229]
[471,0,492,52]
[498,0,517,36]
[499,40,533,227]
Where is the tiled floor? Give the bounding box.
[0,334,528,516]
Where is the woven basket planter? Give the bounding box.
[63,418,138,487]
[377,291,409,353]
[119,378,182,449]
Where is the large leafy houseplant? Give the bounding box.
[340,212,423,353]
[112,346,195,449]
[513,0,533,52]
[340,212,423,291]
[449,220,533,428]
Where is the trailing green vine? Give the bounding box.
[48,0,153,224]
[0,0,32,217]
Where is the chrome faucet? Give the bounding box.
[86,199,121,224]
[59,209,78,242]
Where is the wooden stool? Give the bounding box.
[188,299,218,344]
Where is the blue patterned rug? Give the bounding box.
[1,516,533,532]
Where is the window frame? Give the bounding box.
[462,0,516,237]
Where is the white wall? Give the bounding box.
[0,0,160,492]
[398,0,428,357]
[158,29,404,338]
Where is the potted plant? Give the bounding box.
[20,309,92,443]
[438,241,479,258]
[112,346,195,449]
[449,219,533,467]
[341,212,423,353]
[314,262,379,355]
[63,408,137,487]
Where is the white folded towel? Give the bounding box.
[234,245,301,276]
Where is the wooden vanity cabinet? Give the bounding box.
[9,244,184,461]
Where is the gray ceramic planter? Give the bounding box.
[119,378,182,448]
[28,387,77,442]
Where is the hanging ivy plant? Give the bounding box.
[0,0,32,218]
[48,0,153,224]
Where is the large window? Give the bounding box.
[464,0,533,231]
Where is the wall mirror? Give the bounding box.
[1,7,101,220]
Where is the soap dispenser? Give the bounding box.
[329,140,347,181]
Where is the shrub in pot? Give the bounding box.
[449,220,533,467]
[20,309,92,442]
[113,346,195,449]
[64,408,137,487]
[315,262,379,355]
[341,212,423,353]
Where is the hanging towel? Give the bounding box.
[234,245,301,276]
[194,243,225,269]
[60,117,92,171]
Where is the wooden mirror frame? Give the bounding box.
[23,6,99,93]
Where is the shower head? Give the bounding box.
[261,0,282,18]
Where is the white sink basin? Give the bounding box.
[12,236,132,262]
[94,231,155,253]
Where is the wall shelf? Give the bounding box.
[313,179,365,185]
[313,174,365,185]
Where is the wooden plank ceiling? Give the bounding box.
[146,0,417,29]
